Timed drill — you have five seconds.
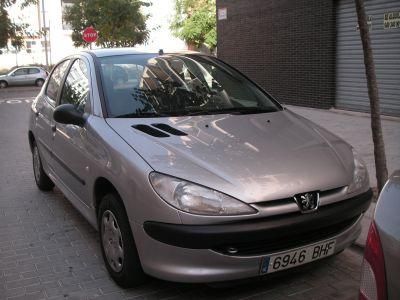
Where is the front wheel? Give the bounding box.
[32,141,54,191]
[98,193,146,287]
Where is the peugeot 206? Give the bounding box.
[29,49,373,287]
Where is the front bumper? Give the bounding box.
[134,189,372,283]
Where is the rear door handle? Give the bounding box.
[51,125,56,132]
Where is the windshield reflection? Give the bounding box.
[99,54,281,118]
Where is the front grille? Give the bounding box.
[212,215,359,256]
[255,186,345,209]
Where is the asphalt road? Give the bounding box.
[0,86,41,101]
[0,86,363,300]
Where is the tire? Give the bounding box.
[35,79,45,87]
[32,141,54,191]
[0,81,8,88]
[98,193,146,288]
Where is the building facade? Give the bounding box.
[216,0,400,116]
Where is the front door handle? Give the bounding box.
[51,125,56,132]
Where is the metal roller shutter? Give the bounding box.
[336,0,400,116]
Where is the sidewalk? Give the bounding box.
[288,105,400,247]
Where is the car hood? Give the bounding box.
[106,110,354,203]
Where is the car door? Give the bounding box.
[8,68,28,85]
[34,60,71,172]
[51,58,92,206]
[27,68,40,84]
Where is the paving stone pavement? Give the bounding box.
[288,105,400,188]
[1,88,366,299]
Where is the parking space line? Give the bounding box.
[0,97,35,104]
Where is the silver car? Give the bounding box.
[28,49,372,287]
[0,66,48,88]
[359,171,400,300]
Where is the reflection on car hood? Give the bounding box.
[106,110,354,203]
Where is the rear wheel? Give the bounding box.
[0,81,8,88]
[35,79,45,87]
[32,141,54,191]
[98,193,146,287]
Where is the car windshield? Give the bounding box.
[99,54,281,118]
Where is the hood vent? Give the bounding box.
[151,123,188,136]
[132,125,170,138]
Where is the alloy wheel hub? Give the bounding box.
[101,210,124,272]
[33,147,41,182]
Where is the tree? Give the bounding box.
[171,0,216,51]
[354,0,388,192]
[64,0,150,48]
[0,0,37,49]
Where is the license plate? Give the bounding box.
[260,240,336,274]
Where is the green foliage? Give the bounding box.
[64,0,150,48]
[171,0,216,51]
[0,0,37,49]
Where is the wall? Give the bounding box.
[216,0,336,109]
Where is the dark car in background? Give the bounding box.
[0,66,48,88]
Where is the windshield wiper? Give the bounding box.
[114,112,169,118]
[223,107,278,115]
[113,107,277,118]
[183,107,278,116]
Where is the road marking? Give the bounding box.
[0,98,35,104]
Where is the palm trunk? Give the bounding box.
[354,0,388,192]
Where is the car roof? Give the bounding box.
[16,66,42,68]
[12,66,43,71]
[84,48,201,58]
[8,66,42,72]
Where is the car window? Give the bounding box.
[59,59,89,113]
[99,54,280,118]
[28,68,40,74]
[13,68,28,76]
[46,60,70,103]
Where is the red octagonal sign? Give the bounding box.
[82,27,98,43]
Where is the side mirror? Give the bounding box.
[11,73,16,77]
[53,104,86,127]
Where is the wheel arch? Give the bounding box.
[28,131,35,153]
[93,177,126,219]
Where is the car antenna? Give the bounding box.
[158,49,164,55]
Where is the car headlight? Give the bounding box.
[149,172,257,216]
[347,149,369,194]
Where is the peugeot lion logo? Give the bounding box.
[294,192,319,213]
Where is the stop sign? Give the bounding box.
[82,27,98,43]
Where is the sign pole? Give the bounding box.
[41,0,49,67]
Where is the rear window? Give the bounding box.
[28,68,40,74]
